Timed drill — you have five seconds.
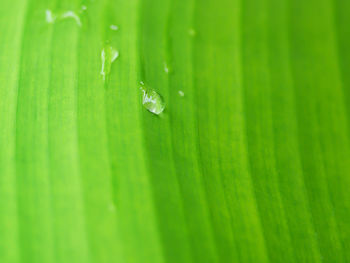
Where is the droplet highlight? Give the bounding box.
[140,86,165,115]
[178,90,185,97]
[110,24,119,31]
[101,44,119,82]
[164,62,169,74]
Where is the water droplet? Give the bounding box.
[178,90,184,97]
[140,81,145,86]
[164,62,169,74]
[45,9,82,27]
[110,24,119,31]
[101,44,119,82]
[188,28,196,37]
[140,86,165,115]
[61,11,82,26]
[45,9,56,24]
[81,5,87,11]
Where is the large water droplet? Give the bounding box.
[140,86,165,115]
[101,44,119,82]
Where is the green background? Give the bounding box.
[0,0,350,262]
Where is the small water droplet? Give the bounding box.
[188,28,196,37]
[101,44,119,82]
[164,62,169,74]
[61,11,82,26]
[178,90,184,97]
[45,9,56,24]
[140,86,165,115]
[81,5,87,11]
[110,24,119,31]
[45,9,82,26]
[140,81,145,86]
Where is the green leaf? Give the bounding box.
[0,0,349,262]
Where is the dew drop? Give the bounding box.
[61,11,82,26]
[45,9,56,24]
[45,9,82,27]
[178,90,184,97]
[140,86,165,115]
[164,62,169,74]
[101,44,119,82]
[110,24,119,31]
[81,5,87,11]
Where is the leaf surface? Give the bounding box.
[0,0,349,262]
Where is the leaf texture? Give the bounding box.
[0,0,349,262]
